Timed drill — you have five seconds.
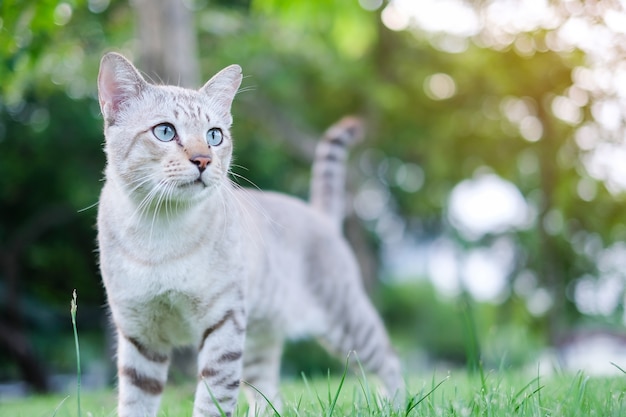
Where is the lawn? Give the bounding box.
[1,369,624,417]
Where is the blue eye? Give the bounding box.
[206,128,223,146]
[153,123,176,142]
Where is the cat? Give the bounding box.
[96,52,404,417]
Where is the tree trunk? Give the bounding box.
[0,205,73,393]
[0,321,49,392]
[536,104,566,345]
[132,0,200,88]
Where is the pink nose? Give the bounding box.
[190,155,211,172]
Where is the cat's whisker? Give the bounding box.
[129,181,161,224]
[162,182,175,224]
[215,183,230,241]
[236,83,256,95]
[228,169,262,191]
[77,201,99,213]
[149,180,172,241]
[127,172,159,193]
[224,182,269,252]
[230,180,281,234]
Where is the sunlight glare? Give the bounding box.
[424,73,456,100]
[448,172,533,240]
[551,96,583,126]
[461,242,513,303]
[519,116,543,142]
[381,0,479,36]
[585,142,626,194]
[427,238,461,297]
[381,3,410,31]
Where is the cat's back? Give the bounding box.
[234,187,358,283]
[234,187,363,339]
[235,188,338,242]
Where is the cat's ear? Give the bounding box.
[199,65,243,118]
[98,52,148,123]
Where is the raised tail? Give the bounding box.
[309,116,364,229]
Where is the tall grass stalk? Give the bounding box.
[325,353,349,417]
[201,378,228,417]
[241,380,282,417]
[70,289,82,417]
[405,376,448,416]
[460,294,486,391]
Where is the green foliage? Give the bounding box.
[376,281,544,368]
[377,281,469,362]
[1,92,104,305]
[0,0,133,105]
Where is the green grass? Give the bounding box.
[1,370,624,417]
[5,291,621,416]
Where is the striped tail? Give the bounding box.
[309,116,364,229]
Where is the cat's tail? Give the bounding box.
[309,116,364,229]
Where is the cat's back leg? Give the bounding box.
[308,241,406,406]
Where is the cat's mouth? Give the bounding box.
[179,177,206,189]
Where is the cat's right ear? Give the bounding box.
[98,52,147,124]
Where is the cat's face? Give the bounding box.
[97,53,242,206]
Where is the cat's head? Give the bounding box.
[97,52,242,206]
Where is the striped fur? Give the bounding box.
[309,116,363,228]
[97,53,404,417]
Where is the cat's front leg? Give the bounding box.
[116,330,171,417]
[194,308,247,417]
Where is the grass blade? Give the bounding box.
[610,362,626,375]
[201,379,228,417]
[326,353,350,417]
[70,290,82,417]
[51,395,70,417]
[242,380,282,417]
[405,376,449,416]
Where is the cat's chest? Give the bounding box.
[99,223,245,323]
[103,237,240,295]
[128,290,202,346]
[102,230,245,347]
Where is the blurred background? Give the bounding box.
[2,0,626,397]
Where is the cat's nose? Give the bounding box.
[190,155,212,172]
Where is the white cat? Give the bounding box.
[96,52,404,417]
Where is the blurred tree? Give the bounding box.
[132,0,200,87]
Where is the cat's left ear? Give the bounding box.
[200,65,243,120]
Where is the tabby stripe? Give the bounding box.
[358,342,381,370]
[120,366,164,395]
[216,396,235,404]
[328,135,347,147]
[243,354,265,368]
[226,379,241,390]
[244,375,260,386]
[199,310,243,351]
[323,151,340,162]
[209,372,241,390]
[321,169,336,180]
[123,132,143,160]
[200,367,219,379]
[218,351,242,363]
[356,324,376,349]
[125,335,169,363]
